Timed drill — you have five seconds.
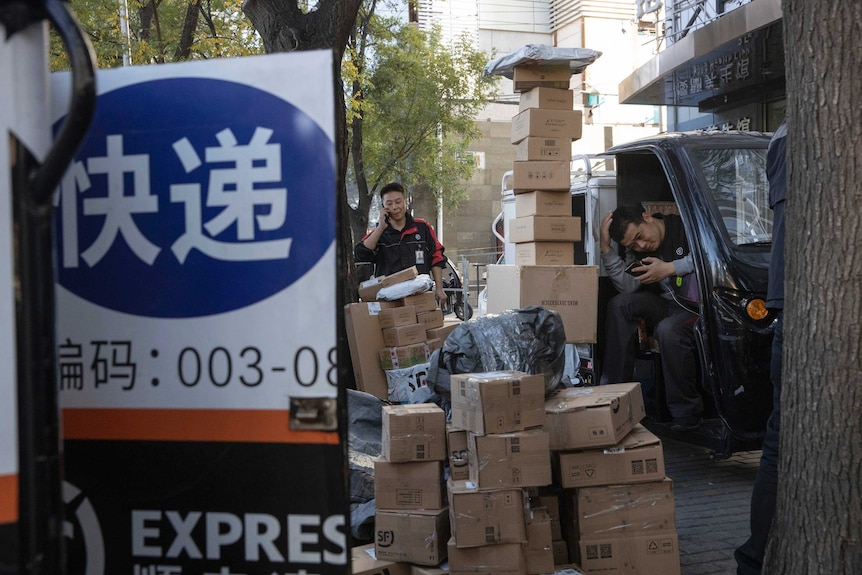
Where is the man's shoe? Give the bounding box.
[671,415,702,432]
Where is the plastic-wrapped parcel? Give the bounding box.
[347,388,384,540]
[484,44,602,78]
[427,306,567,406]
[376,274,434,300]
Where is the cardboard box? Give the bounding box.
[509,216,581,243]
[514,136,573,162]
[449,371,546,435]
[524,508,555,575]
[403,291,438,313]
[382,323,426,347]
[359,266,419,301]
[544,383,646,451]
[578,533,681,575]
[468,429,552,488]
[380,342,431,370]
[512,160,571,192]
[382,403,447,462]
[378,305,418,329]
[574,478,676,539]
[448,538,527,575]
[485,265,599,343]
[515,190,573,217]
[344,302,388,399]
[557,424,665,488]
[519,87,574,111]
[417,309,444,331]
[375,509,450,566]
[374,459,443,510]
[512,64,571,92]
[447,425,470,481]
[426,323,458,341]
[448,481,527,548]
[351,543,411,575]
[425,337,443,353]
[510,109,582,144]
[515,242,575,266]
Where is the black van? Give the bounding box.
[592,130,776,458]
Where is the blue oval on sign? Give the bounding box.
[54,78,335,318]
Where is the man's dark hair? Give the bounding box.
[608,205,647,243]
[380,182,406,198]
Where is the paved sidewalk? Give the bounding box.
[662,438,761,575]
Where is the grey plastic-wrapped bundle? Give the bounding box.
[347,388,384,541]
[427,306,567,406]
[483,44,602,78]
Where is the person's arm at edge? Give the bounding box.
[425,222,447,308]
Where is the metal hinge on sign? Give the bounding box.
[289,397,337,431]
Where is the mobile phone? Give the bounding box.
[384,212,390,224]
[625,259,646,276]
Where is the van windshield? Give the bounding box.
[691,147,772,247]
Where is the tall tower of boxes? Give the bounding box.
[510,66,582,267]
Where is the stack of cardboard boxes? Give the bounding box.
[487,64,598,345]
[510,71,582,266]
[352,379,680,575]
[345,266,459,401]
[373,403,450,567]
[545,383,682,574]
[447,370,552,575]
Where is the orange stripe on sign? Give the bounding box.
[0,473,18,524]
[62,409,340,444]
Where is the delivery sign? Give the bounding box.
[53,51,347,575]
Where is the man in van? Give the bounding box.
[599,204,702,431]
[354,182,448,308]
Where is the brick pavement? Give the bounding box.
[663,438,762,575]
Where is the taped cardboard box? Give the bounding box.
[351,543,410,575]
[467,428,552,489]
[485,265,598,343]
[344,302,388,399]
[378,305,418,329]
[515,242,575,266]
[578,532,681,575]
[448,480,528,548]
[450,371,546,435]
[446,425,470,481]
[426,323,457,342]
[574,477,676,540]
[511,108,582,144]
[552,540,570,566]
[519,86,574,111]
[359,266,419,301]
[375,508,450,566]
[515,190,573,217]
[447,538,527,575]
[509,216,581,243]
[404,291,438,313]
[383,323,426,347]
[557,424,665,488]
[512,64,571,92]
[374,459,443,511]
[512,160,571,192]
[544,383,645,450]
[524,508,555,575]
[417,309,444,330]
[380,342,430,370]
[382,403,446,462]
[514,136,573,162]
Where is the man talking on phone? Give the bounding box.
[354,182,448,308]
[599,204,702,431]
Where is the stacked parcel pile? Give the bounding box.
[345,266,459,402]
[545,383,682,574]
[510,70,582,267]
[373,403,451,568]
[446,370,554,575]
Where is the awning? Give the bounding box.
[619,0,783,108]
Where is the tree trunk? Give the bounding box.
[242,0,363,307]
[765,2,862,573]
[174,0,202,61]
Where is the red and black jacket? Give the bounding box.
[354,213,446,277]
